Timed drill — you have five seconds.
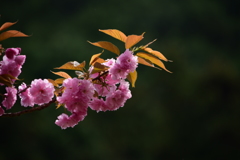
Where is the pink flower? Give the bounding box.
[105,90,127,111]
[55,112,86,129]
[89,98,107,112]
[118,80,132,99]
[30,79,54,105]
[18,83,34,107]
[57,78,94,113]
[2,87,17,110]
[5,48,20,59]
[0,60,21,78]
[109,63,129,80]
[94,83,116,97]
[102,58,115,67]
[0,106,5,116]
[116,49,138,72]
[15,55,26,66]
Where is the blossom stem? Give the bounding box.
[2,98,56,117]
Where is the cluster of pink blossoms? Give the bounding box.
[55,49,138,129]
[0,48,138,129]
[0,48,55,116]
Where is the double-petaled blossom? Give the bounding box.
[108,49,138,80]
[2,86,17,110]
[29,79,55,105]
[18,83,34,107]
[0,48,26,79]
[56,78,95,129]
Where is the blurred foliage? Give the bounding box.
[0,0,240,159]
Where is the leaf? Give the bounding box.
[89,53,102,66]
[55,61,84,71]
[137,57,154,67]
[0,21,17,31]
[55,78,65,85]
[88,41,120,55]
[127,70,137,87]
[143,47,168,62]
[47,79,59,87]
[99,29,127,42]
[136,52,172,73]
[125,33,145,49]
[0,30,29,41]
[51,71,71,79]
[91,62,108,74]
[0,75,13,87]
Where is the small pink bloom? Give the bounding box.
[55,112,86,129]
[105,90,127,111]
[102,58,115,67]
[5,48,20,59]
[109,63,128,80]
[2,87,17,110]
[30,79,54,105]
[89,98,107,112]
[15,55,26,66]
[116,49,138,72]
[18,83,34,107]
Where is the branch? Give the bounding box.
[2,98,56,117]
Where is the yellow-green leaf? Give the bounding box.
[136,52,171,73]
[143,47,168,62]
[125,33,145,49]
[127,70,137,87]
[51,71,71,79]
[99,29,127,42]
[88,41,120,55]
[55,61,84,71]
[0,21,17,31]
[0,30,29,41]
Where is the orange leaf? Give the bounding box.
[136,52,171,73]
[89,53,102,66]
[55,78,65,85]
[91,62,108,74]
[51,71,71,79]
[0,30,29,41]
[55,61,84,71]
[0,21,17,31]
[47,79,59,87]
[137,57,154,67]
[88,41,120,55]
[143,47,168,61]
[127,70,137,87]
[125,33,145,49]
[99,29,127,42]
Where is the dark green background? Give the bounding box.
[0,0,239,159]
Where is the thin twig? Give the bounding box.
[2,98,56,117]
